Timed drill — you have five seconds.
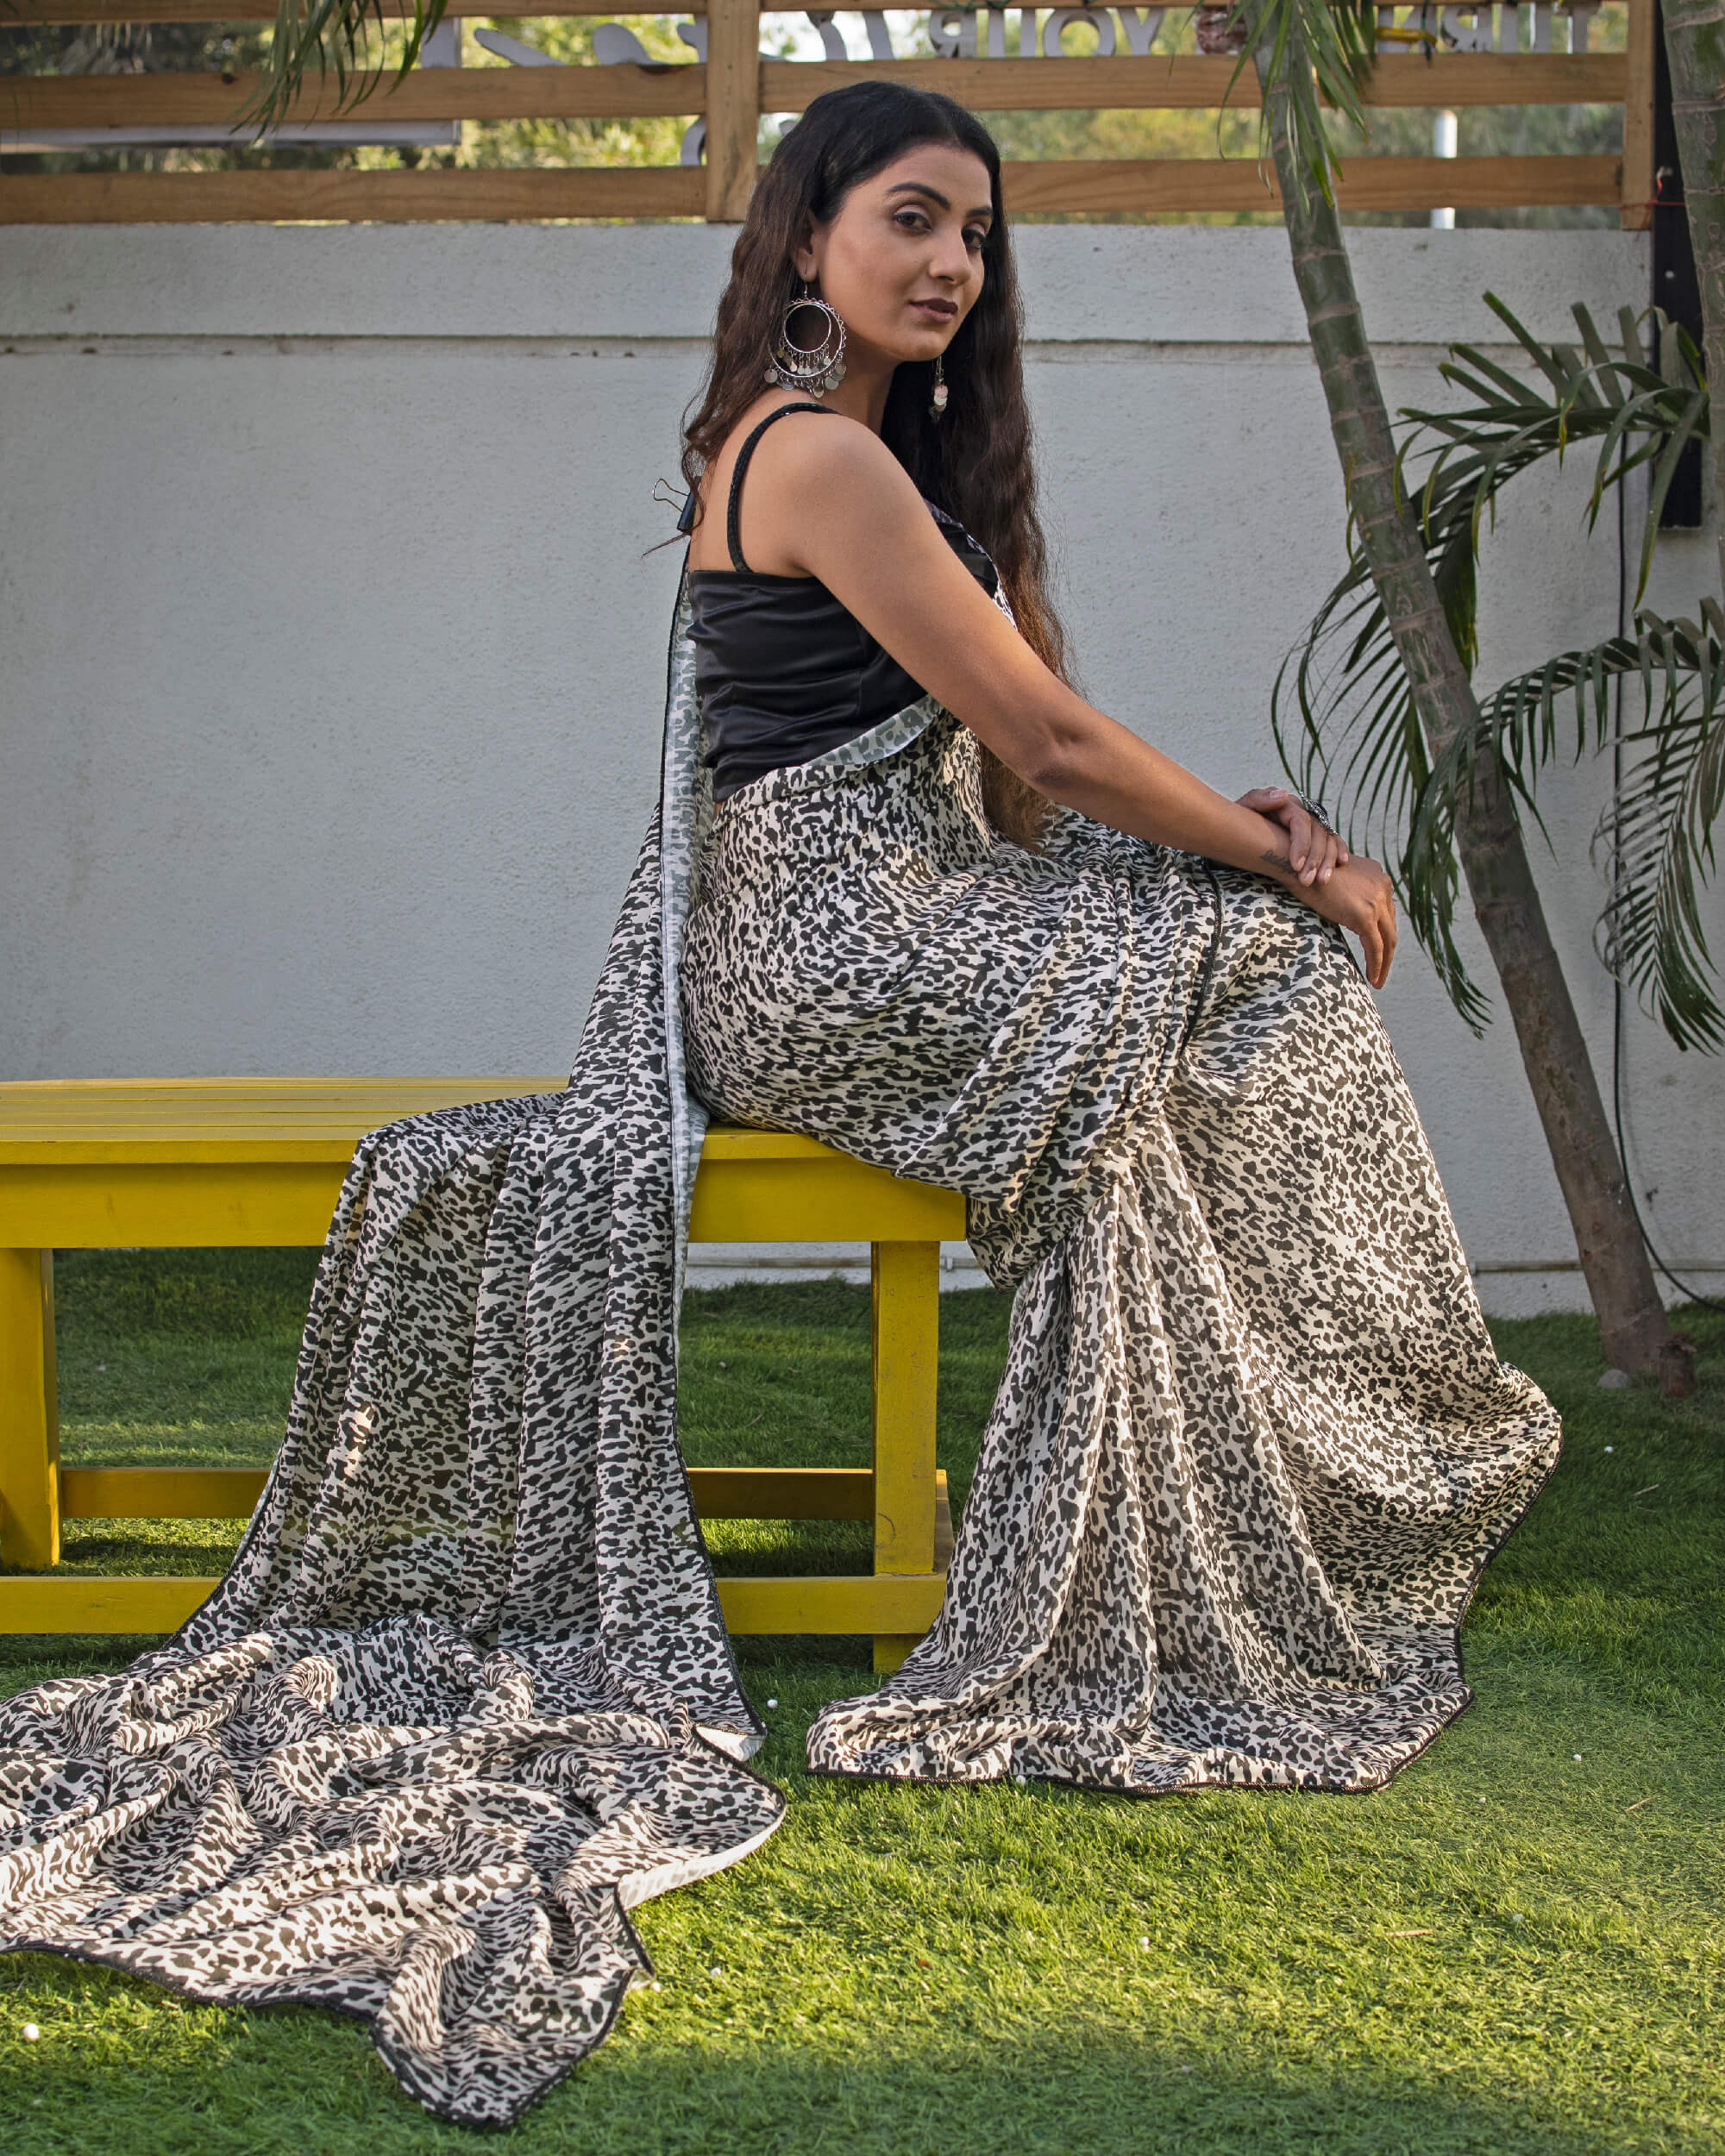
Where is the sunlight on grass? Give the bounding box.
[2,1253,1720,2155]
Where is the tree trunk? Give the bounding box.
[1661,0,1725,599]
[1251,21,1694,1394]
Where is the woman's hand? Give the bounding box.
[1297,853,1399,987]
[1239,787,1347,888]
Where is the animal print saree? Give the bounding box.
[0,575,1560,2124]
[682,675,1562,1795]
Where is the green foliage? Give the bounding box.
[1416,603,1725,1050]
[1233,0,1378,206]
[4,1255,1722,2155]
[0,16,356,174]
[1420,296,1708,605]
[1593,608,1725,1048]
[462,12,692,172]
[234,3,816,154]
[245,0,448,134]
[1275,293,1723,1046]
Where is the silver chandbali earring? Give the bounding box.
[929,352,949,421]
[766,281,847,398]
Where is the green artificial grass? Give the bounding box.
[3,1251,1722,2156]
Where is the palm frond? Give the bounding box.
[1594,604,1725,1050]
[1231,0,1377,206]
[1274,297,1714,1033]
[1406,609,1725,1050]
[245,0,445,134]
[1273,589,1491,1029]
[1408,293,1707,605]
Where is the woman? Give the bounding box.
[0,84,1559,2129]
[677,83,1556,1793]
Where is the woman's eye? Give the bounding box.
[894,210,929,232]
[964,227,988,250]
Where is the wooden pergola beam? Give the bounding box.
[0,154,1622,223]
[0,53,1628,128]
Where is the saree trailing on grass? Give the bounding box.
[1,582,1559,2122]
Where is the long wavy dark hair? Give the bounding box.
[681,82,1063,845]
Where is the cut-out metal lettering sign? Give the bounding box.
[568,3,1603,166]
[582,3,1600,69]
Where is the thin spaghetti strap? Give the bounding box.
[725,401,839,573]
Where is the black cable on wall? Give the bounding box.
[1611,470,1725,1315]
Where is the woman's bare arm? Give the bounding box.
[709,406,1398,985]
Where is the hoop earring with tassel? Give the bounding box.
[766,281,847,398]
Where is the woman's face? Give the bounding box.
[794,142,993,371]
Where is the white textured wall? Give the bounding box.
[3,223,1720,1310]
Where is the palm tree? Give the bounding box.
[1239,0,1695,1393]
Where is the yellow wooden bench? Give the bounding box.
[0,1080,964,1672]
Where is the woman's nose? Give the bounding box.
[929,234,973,284]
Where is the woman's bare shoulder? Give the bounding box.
[692,398,922,573]
[725,397,904,487]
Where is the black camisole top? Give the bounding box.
[687,402,1000,802]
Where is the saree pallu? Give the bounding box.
[0,580,1560,2126]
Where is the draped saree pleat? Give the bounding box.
[1,576,1560,2123]
[680,643,1561,1796]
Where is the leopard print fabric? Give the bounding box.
[681,652,1561,1796]
[2,576,1559,2126]
[0,589,782,2128]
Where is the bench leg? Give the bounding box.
[870,1238,939,1675]
[0,1249,60,1570]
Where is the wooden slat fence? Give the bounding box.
[0,1,1657,226]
